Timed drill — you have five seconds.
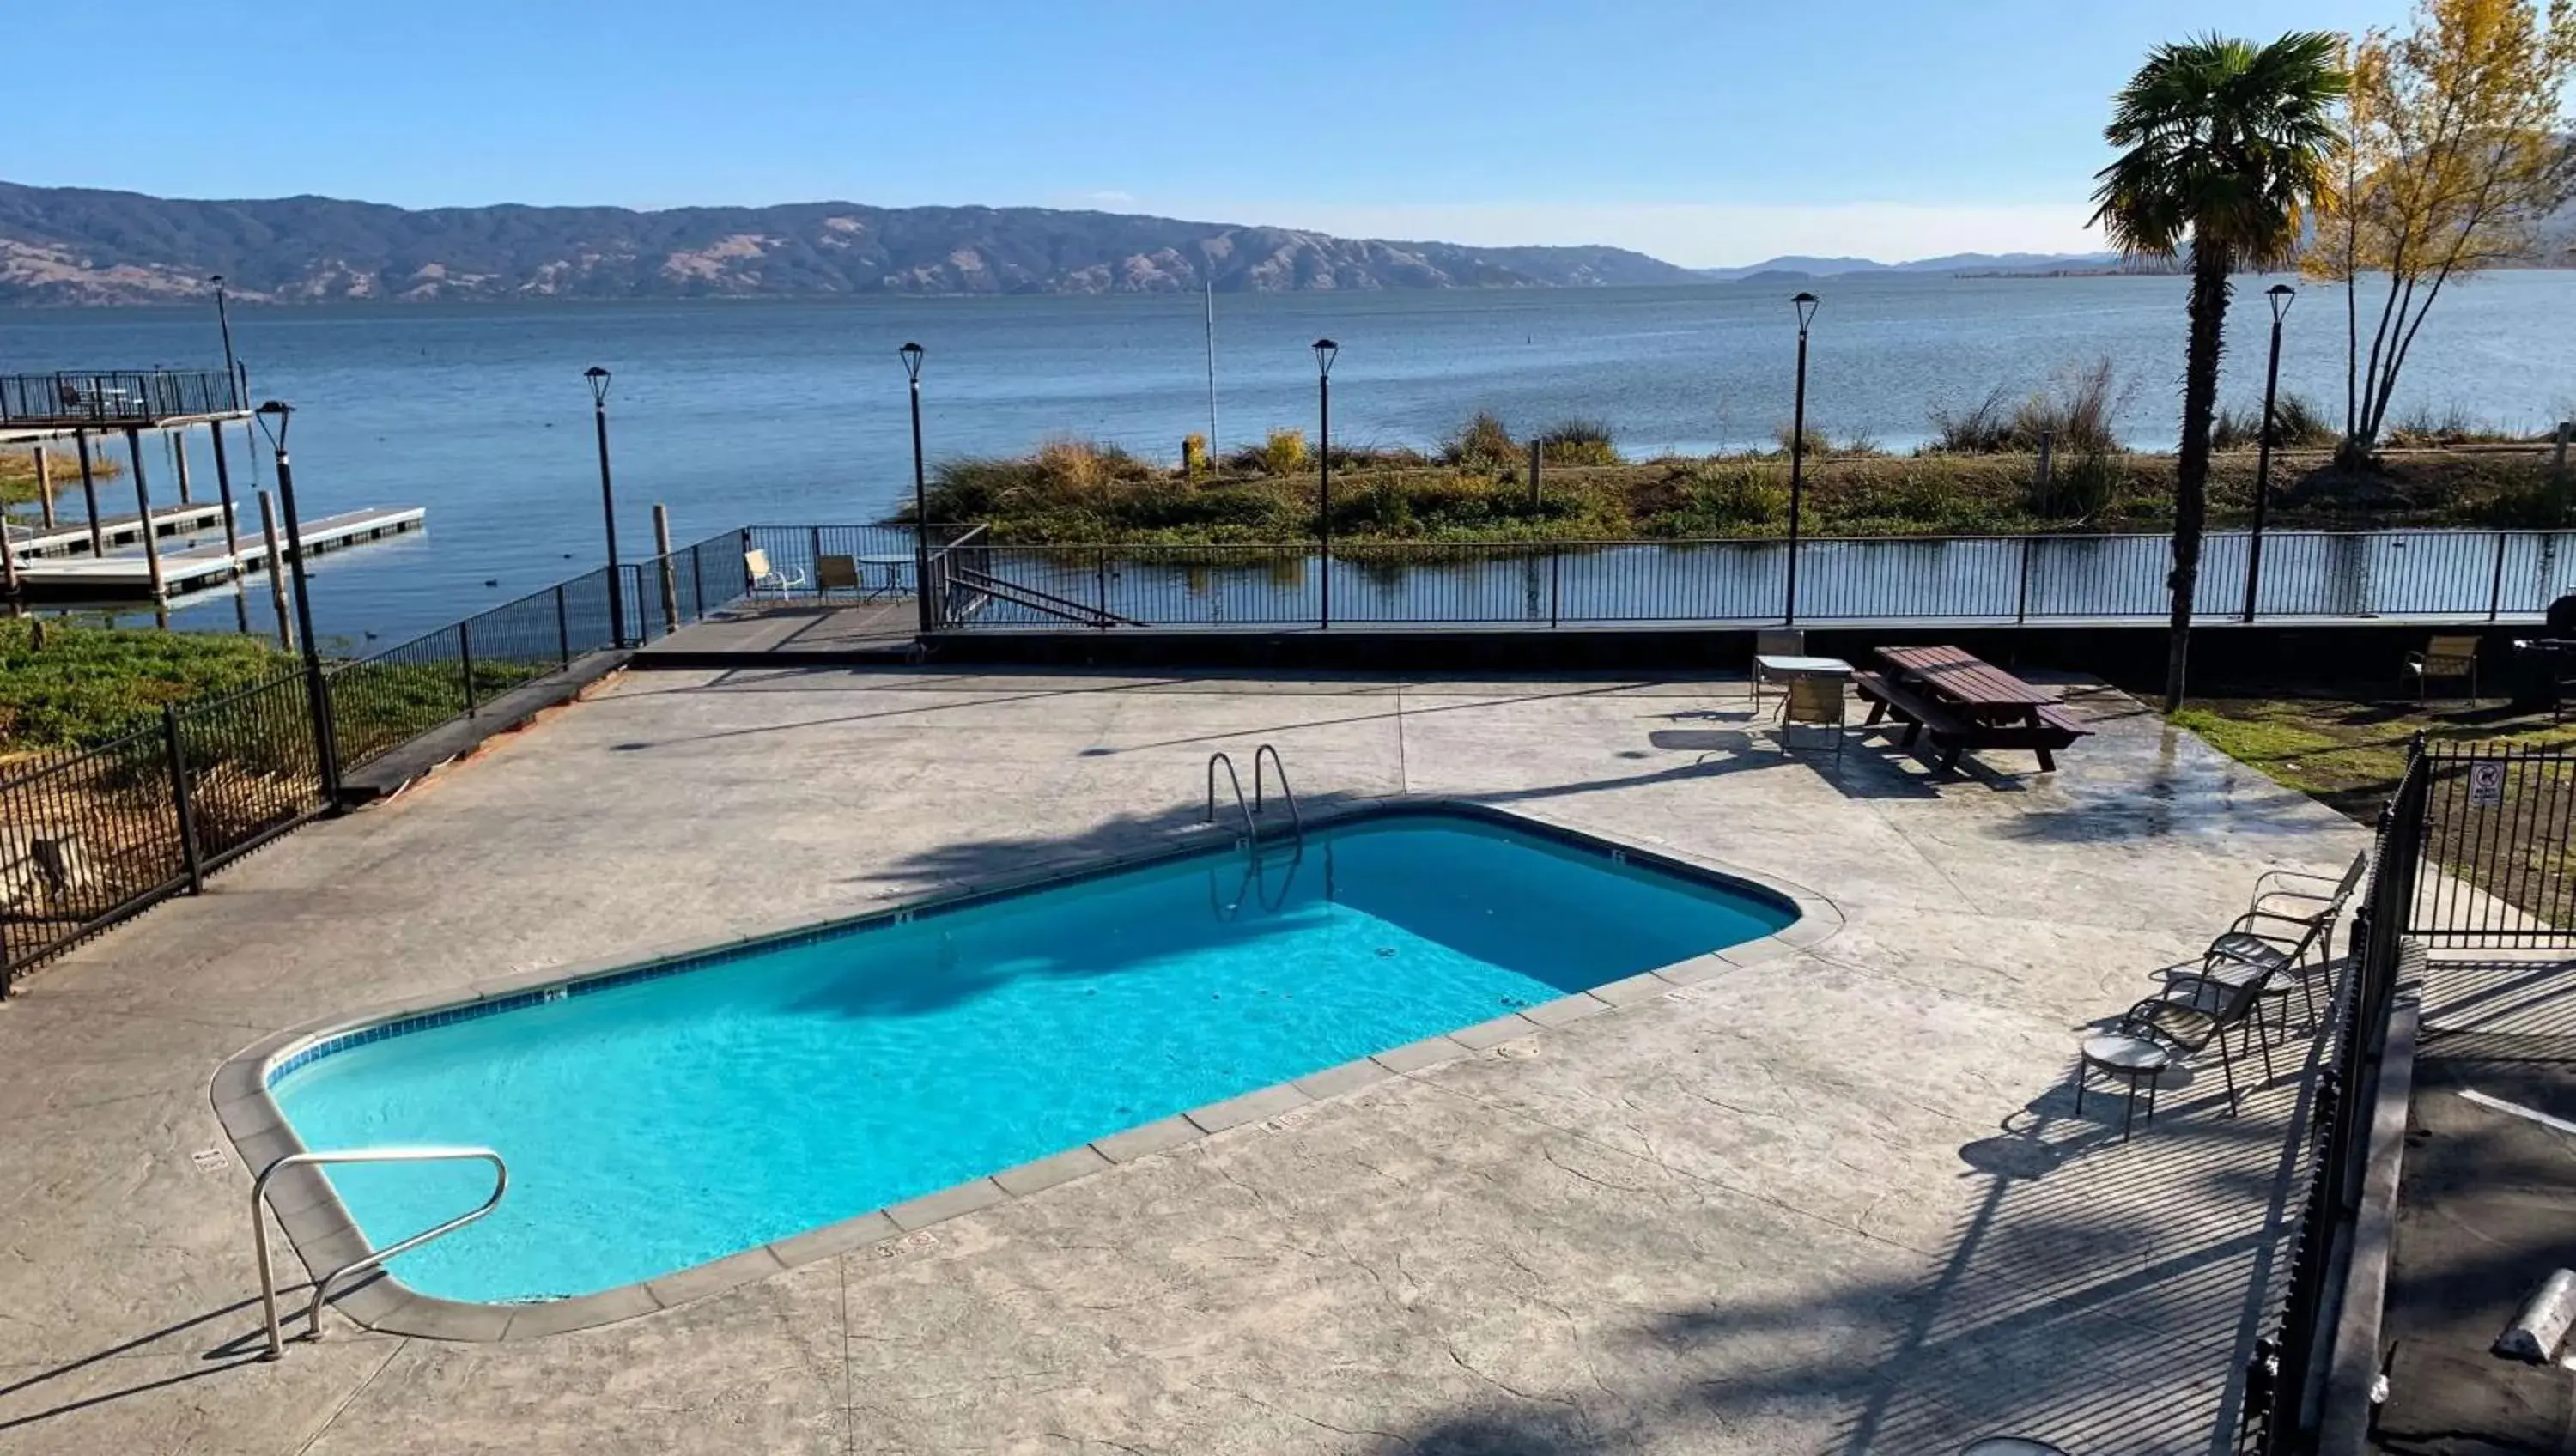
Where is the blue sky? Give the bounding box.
[14,0,2399,265]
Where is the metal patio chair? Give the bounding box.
[814,553,861,601]
[2078,963,2273,1138]
[2195,850,2367,1030]
[2404,634,2481,701]
[744,547,805,600]
[1775,674,1848,761]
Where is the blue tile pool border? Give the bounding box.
[211,795,1840,1346]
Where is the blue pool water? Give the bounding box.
[269,811,1793,1302]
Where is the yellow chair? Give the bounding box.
[1777,674,1848,761]
[814,554,861,600]
[2404,635,2480,701]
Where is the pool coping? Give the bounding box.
[210,794,1841,1345]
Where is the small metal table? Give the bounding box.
[855,551,915,599]
[1754,653,1856,680]
[1752,653,1855,723]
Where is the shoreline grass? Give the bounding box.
[0,619,298,756]
[913,436,2575,546]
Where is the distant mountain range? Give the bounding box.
[0,182,1707,305]
[1694,251,2134,281]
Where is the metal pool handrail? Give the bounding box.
[1253,743,1303,840]
[251,1145,508,1359]
[1206,751,1255,840]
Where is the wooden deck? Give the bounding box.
[635,600,921,666]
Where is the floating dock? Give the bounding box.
[4,501,235,558]
[9,505,425,603]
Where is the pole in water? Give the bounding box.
[76,430,102,556]
[125,428,168,610]
[33,445,54,530]
[171,430,193,505]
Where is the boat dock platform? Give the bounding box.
[9,505,426,603]
[4,501,235,557]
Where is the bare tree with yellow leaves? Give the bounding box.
[2305,0,2576,465]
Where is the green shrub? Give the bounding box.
[1443,410,1520,467]
[2386,404,2528,447]
[2212,392,2337,452]
[1656,461,1787,536]
[1929,361,2129,456]
[0,620,297,754]
[1534,418,1621,466]
[2032,448,2120,520]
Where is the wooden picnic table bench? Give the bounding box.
[1856,644,2091,773]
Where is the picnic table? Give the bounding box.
[1855,644,2091,773]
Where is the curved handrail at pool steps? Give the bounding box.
[1205,751,1255,839]
[252,1146,507,1359]
[1253,743,1303,838]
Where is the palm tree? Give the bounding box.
[2093,33,2346,712]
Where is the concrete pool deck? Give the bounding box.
[0,668,2366,1454]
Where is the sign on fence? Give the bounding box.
[2469,761,2507,809]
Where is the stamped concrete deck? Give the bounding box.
[0,668,2366,1454]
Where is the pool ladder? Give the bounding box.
[1206,744,1303,845]
[251,1146,508,1359]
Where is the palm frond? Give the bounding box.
[2091,30,2348,266]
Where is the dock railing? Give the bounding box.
[0,370,246,428]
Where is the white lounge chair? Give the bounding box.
[745,547,805,599]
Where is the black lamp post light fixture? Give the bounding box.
[900,342,932,634]
[1313,337,1338,628]
[212,274,243,406]
[1786,292,1820,624]
[252,399,343,803]
[585,367,626,647]
[2242,283,2294,622]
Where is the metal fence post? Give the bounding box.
[459,620,479,718]
[1096,550,1110,628]
[2015,537,2034,625]
[2489,531,2511,622]
[162,704,205,895]
[1549,547,1563,628]
[690,544,706,622]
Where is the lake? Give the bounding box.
[7,270,2575,646]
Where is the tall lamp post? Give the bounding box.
[900,342,932,634]
[253,401,343,806]
[2242,284,2294,623]
[1313,337,1338,629]
[1785,292,1820,625]
[212,275,242,407]
[585,367,627,647]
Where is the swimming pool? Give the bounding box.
[253,805,1797,1307]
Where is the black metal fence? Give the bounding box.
[0,370,245,427]
[2249,742,2433,1453]
[0,528,774,991]
[1,673,327,979]
[2406,739,2576,944]
[919,526,2576,631]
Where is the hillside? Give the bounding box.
[0,183,1705,305]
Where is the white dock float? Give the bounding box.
[3,501,235,558]
[9,506,425,602]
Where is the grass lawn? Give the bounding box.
[2174,691,2576,822]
